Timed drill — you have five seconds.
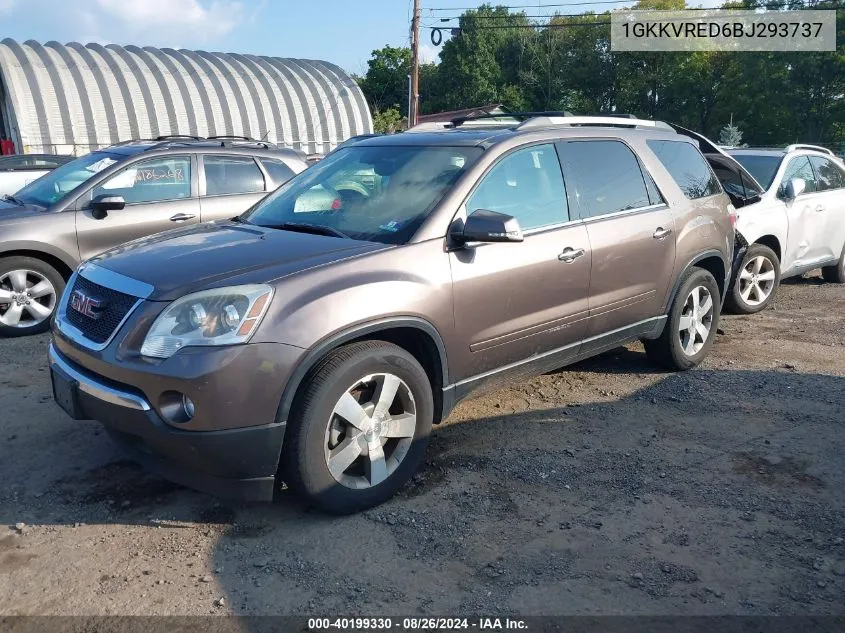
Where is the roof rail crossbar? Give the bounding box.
[785,144,833,156]
[517,115,674,131]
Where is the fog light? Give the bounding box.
[182,395,196,419]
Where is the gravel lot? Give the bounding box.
[0,273,843,616]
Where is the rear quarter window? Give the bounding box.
[648,140,722,199]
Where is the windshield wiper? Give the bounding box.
[266,222,350,239]
[2,194,24,206]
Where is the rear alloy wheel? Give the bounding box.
[726,244,780,314]
[821,245,845,283]
[0,256,65,337]
[644,266,720,371]
[283,341,433,514]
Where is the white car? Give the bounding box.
[722,145,845,312]
[0,154,73,198]
[673,126,845,313]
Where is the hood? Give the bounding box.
[0,198,46,219]
[669,124,765,207]
[92,221,390,300]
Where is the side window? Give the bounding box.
[809,156,845,191]
[779,156,816,197]
[203,155,265,196]
[93,156,191,204]
[466,144,567,231]
[647,140,721,199]
[259,158,296,187]
[558,140,650,218]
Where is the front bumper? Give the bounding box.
[49,341,292,501]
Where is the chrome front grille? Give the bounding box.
[56,263,155,350]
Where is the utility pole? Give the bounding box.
[409,0,421,127]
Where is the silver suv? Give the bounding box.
[0,137,306,336]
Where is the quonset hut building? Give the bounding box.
[0,39,372,155]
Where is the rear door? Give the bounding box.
[449,143,591,379]
[808,155,845,263]
[199,154,268,221]
[558,139,675,337]
[76,154,199,260]
[258,157,298,190]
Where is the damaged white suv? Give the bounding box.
[722,145,845,312]
[677,128,845,313]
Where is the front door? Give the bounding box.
[449,143,591,381]
[557,139,676,337]
[76,154,199,260]
[778,155,829,271]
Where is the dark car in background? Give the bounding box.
[0,137,306,336]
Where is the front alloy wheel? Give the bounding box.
[726,244,781,314]
[283,340,433,514]
[0,255,65,337]
[737,255,776,307]
[325,373,417,490]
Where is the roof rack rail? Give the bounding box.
[208,135,256,141]
[517,115,674,131]
[155,135,207,141]
[406,121,454,133]
[785,144,833,156]
[450,111,573,127]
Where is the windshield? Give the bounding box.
[14,151,122,207]
[729,153,783,191]
[243,144,483,244]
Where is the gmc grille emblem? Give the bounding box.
[69,290,104,320]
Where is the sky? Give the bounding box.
[0,0,687,75]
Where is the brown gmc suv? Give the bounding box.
[49,115,735,514]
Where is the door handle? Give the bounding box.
[558,247,585,263]
[815,205,826,213]
[653,226,672,240]
[169,213,196,222]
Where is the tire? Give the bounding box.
[821,246,845,283]
[0,256,65,337]
[725,244,781,314]
[644,267,720,371]
[282,340,433,514]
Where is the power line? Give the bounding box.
[428,0,840,11]
[427,1,638,9]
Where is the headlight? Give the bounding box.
[140,285,273,359]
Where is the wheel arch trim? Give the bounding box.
[276,316,449,424]
[0,243,77,277]
[666,249,729,311]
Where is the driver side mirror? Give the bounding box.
[452,209,524,245]
[782,178,806,201]
[90,194,125,219]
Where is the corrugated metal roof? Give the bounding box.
[0,39,372,155]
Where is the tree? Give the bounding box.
[356,2,845,148]
[358,46,411,114]
[372,108,403,134]
[719,122,743,147]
